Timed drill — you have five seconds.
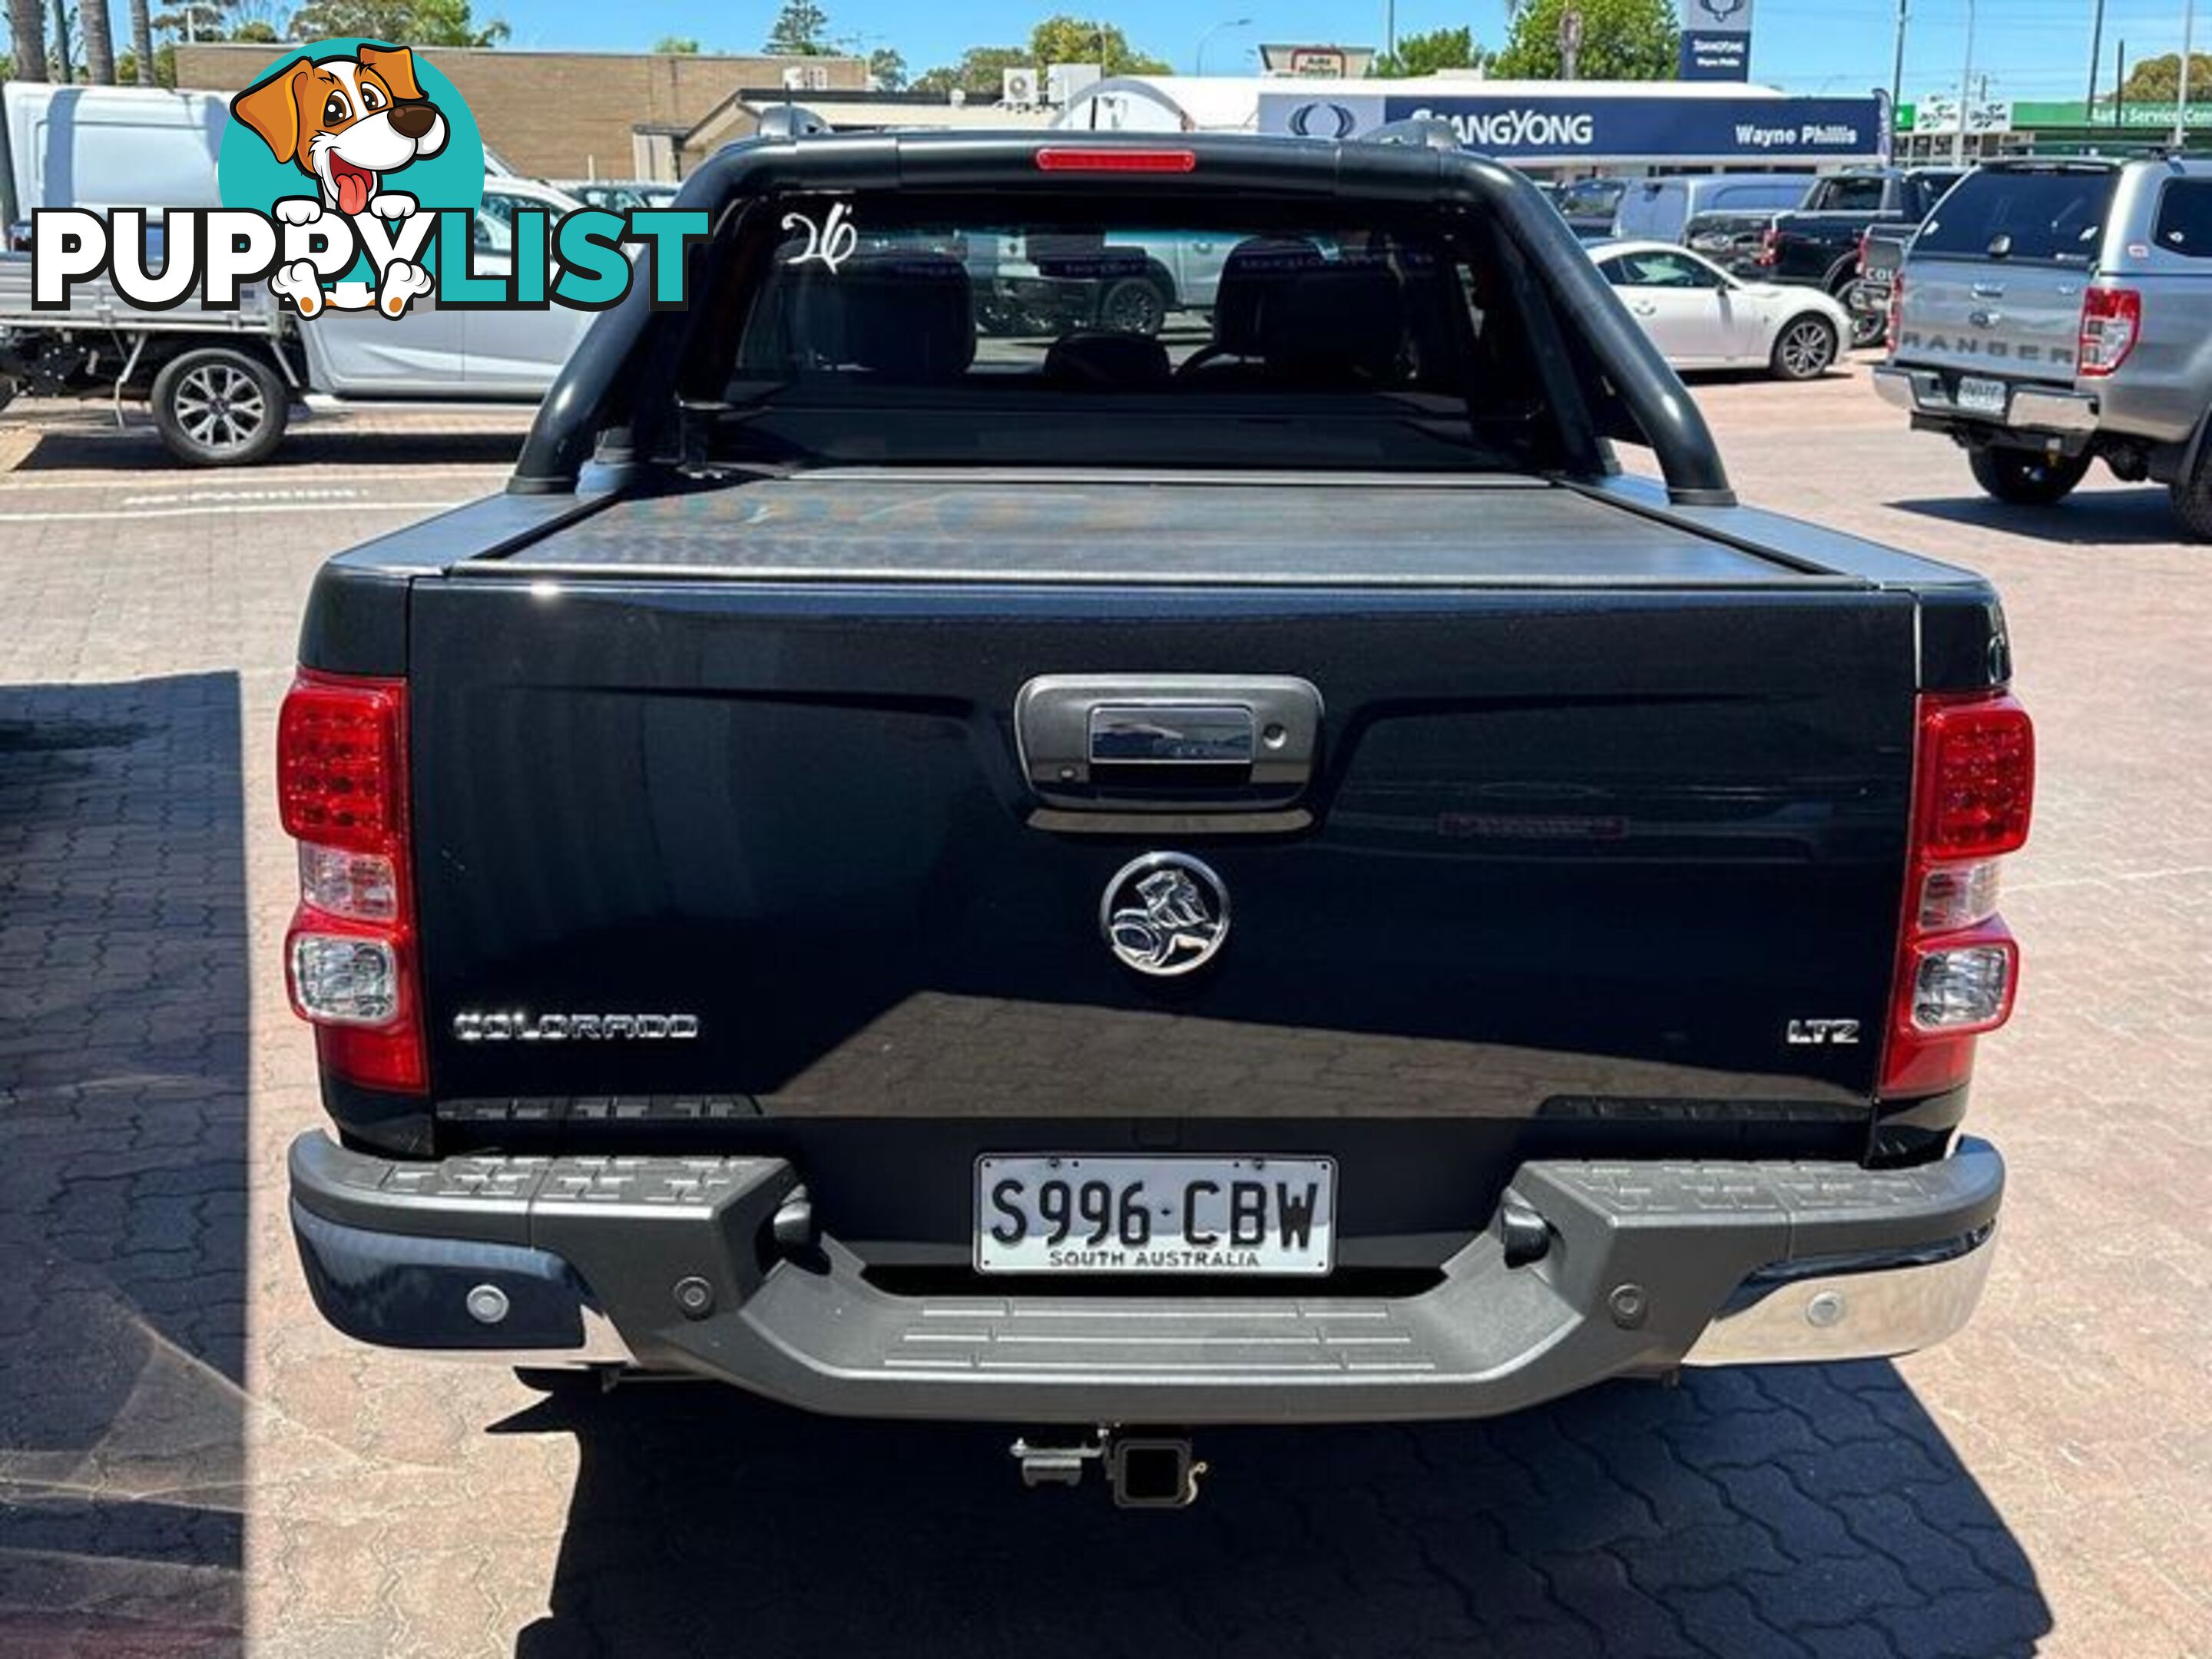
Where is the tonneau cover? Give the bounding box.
[485,473,1853,588]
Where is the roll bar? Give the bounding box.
[508,131,1734,508]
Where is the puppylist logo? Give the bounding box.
[31,38,706,319]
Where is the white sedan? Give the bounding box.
[1588,240,1850,382]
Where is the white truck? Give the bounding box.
[0,82,589,465]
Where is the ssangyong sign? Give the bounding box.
[1256,91,1884,164]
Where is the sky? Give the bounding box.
[469,0,2207,105]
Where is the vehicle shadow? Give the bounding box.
[0,674,249,1656]
[1890,489,2188,548]
[0,419,526,474]
[508,1363,2050,1659]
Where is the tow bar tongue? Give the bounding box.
[1012,1430,1206,1508]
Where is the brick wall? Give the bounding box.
[173,44,867,178]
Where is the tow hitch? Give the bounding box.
[1011,1429,1207,1508]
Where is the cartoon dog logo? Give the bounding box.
[230,43,448,316]
[232,44,446,217]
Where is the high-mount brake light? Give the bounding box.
[1034,147,1198,174]
[1879,690,2034,1099]
[278,670,426,1094]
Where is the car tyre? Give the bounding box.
[1969,445,2092,507]
[1098,275,1169,337]
[151,346,290,466]
[1770,314,1839,381]
[2171,451,2212,540]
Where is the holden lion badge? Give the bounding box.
[1101,853,1230,977]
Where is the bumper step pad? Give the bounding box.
[290,1133,2002,1423]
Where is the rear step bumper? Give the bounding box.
[287,1131,2003,1424]
[1874,364,2100,435]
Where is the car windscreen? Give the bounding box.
[689,196,1560,475]
[1916,169,2117,264]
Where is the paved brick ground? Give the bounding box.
[0,376,2206,1658]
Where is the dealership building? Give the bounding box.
[1894,94,2212,163]
[1055,76,1888,175]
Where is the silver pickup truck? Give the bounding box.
[0,176,592,465]
[1875,157,2212,536]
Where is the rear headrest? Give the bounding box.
[1261,264,1406,385]
[798,254,975,382]
[1209,237,1326,358]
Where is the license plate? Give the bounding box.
[1956,376,2010,416]
[975,1155,1336,1275]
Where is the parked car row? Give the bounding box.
[1538,167,1969,351]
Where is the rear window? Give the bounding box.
[1558,179,1626,217]
[1916,169,2115,264]
[2153,180,2212,258]
[1808,177,1888,214]
[1908,172,1963,216]
[691,197,1562,475]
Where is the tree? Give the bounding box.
[1491,0,1677,81]
[151,1,225,42]
[1372,24,1484,78]
[653,34,700,53]
[1028,14,1168,75]
[8,0,49,82]
[129,0,154,81]
[80,0,112,81]
[286,0,509,46]
[2116,52,2212,104]
[48,0,71,81]
[867,44,905,90]
[764,0,830,55]
[912,43,1027,98]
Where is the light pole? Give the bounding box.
[2177,0,2199,149]
[1952,0,1977,166]
[2087,0,2107,111]
[1194,17,1252,75]
[1890,0,1910,117]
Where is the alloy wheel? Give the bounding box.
[173,363,270,456]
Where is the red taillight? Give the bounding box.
[1879,690,2034,1099]
[1915,694,2035,859]
[278,672,406,852]
[1886,271,1906,354]
[279,670,426,1094]
[1033,147,1197,174]
[2078,286,2141,378]
[1757,226,1780,267]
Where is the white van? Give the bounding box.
[1611,174,1814,246]
[2,83,227,223]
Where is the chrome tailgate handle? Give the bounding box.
[1089,704,1255,766]
[1015,675,1323,811]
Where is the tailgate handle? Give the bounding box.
[1016,675,1322,814]
[1089,704,1254,767]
